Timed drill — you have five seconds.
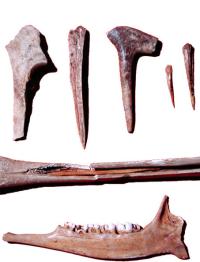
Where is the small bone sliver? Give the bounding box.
[3,196,188,260]
[6,25,57,140]
[107,27,162,133]
[68,26,90,149]
[165,65,175,108]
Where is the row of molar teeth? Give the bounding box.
[64,222,76,231]
[64,222,142,234]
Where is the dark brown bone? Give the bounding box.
[3,196,189,260]
[2,155,200,194]
[165,65,175,108]
[107,27,162,132]
[182,43,195,110]
[68,26,90,148]
[6,25,57,140]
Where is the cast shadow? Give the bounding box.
[81,30,90,148]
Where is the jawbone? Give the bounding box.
[3,196,189,260]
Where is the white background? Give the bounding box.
[0,0,200,261]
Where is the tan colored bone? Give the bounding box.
[6,25,57,140]
[165,65,175,108]
[2,155,200,193]
[3,196,188,260]
[107,26,162,133]
[68,26,90,148]
[182,43,195,110]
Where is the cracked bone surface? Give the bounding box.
[6,25,57,140]
[182,43,195,110]
[165,65,175,108]
[3,196,189,260]
[107,27,162,133]
[2,155,200,193]
[68,26,90,149]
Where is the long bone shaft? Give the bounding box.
[1,156,200,193]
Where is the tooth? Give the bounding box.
[124,223,133,232]
[99,225,106,233]
[104,224,116,233]
[82,225,88,232]
[75,225,87,233]
[64,222,75,231]
[116,224,126,233]
[132,224,142,232]
[88,224,97,233]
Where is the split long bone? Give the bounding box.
[1,155,200,193]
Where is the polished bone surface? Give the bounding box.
[3,196,188,260]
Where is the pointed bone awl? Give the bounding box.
[182,43,195,110]
[165,65,175,108]
[107,27,162,133]
[3,196,189,260]
[68,26,90,149]
[6,25,57,140]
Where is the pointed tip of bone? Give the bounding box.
[191,96,195,110]
[127,122,134,133]
[80,137,86,149]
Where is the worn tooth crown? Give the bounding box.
[63,221,142,234]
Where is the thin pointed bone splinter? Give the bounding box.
[182,43,195,110]
[68,26,90,149]
[107,26,162,133]
[165,65,175,108]
[3,196,189,260]
[6,25,57,141]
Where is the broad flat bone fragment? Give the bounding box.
[2,156,200,193]
[165,65,175,108]
[3,196,189,260]
[6,25,57,140]
[182,43,195,110]
[68,26,90,148]
[107,27,162,133]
